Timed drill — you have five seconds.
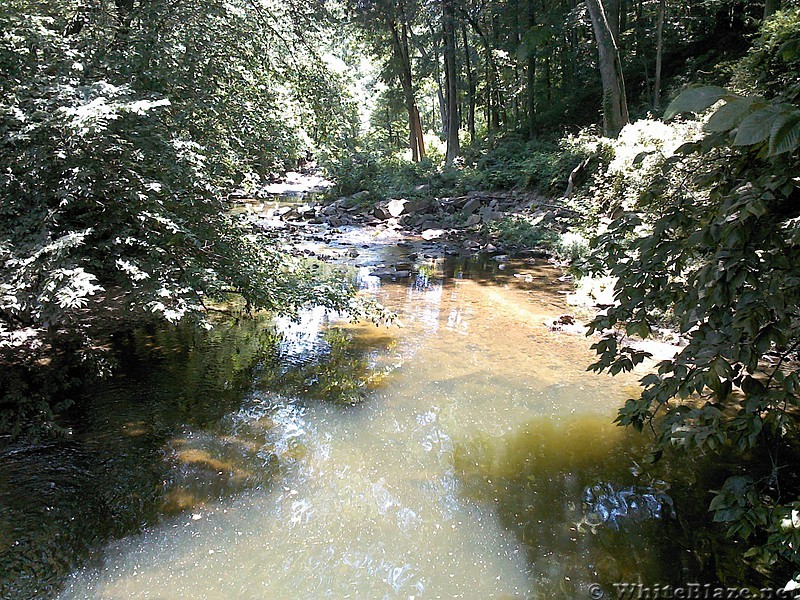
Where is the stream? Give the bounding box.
[2,223,727,599]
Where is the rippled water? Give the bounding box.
[3,245,723,599]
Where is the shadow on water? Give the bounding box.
[454,413,769,597]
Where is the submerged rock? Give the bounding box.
[370,267,412,280]
[578,483,675,533]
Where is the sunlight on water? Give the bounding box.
[60,258,654,599]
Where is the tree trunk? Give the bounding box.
[764,0,781,18]
[586,0,630,137]
[526,0,537,139]
[443,0,460,164]
[604,0,621,45]
[434,49,448,136]
[653,0,665,111]
[462,24,476,144]
[390,19,426,161]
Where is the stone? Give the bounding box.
[375,198,418,220]
[464,213,481,227]
[296,204,315,218]
[373,203,392,220]
[421,228,445,241]
[370,268,411,279]
[419,220,443,231]
[462,198,482,215]
[479,207,502,223]
[405,197,432,213]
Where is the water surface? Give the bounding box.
[3,246,720,598]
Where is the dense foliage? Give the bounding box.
[586,9,800,583]
[0,0,363,433]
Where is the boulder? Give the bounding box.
[462,198,482,215]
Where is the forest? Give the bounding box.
[2,0,800,597]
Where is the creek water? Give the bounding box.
[2,231,725,599]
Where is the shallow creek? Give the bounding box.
[3,231,723,599]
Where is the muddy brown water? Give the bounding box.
[2,241,729,599]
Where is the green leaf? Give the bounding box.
[664,86,729,120]
[781,38,800,61]
[768,112,800,156]
[733,106,782,146]
[705,97,762,133]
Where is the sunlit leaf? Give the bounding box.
[664,86,730,120]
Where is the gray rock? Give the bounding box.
[405,197,432,213]
[479,207,502,223]
[370,268,411,279]
[464,213,481,227]
[373,203,392,220]
[462,198,482,215]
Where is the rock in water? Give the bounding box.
[578,483,675,533]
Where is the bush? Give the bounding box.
[484,215,558,250]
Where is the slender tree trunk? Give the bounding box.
[413,106,426,159]
[544,52,551,102]
[490,13,503,132]
[586,0,630,137]
[443,0,460,163]
[434,48,448,136]
[442,0,461,165]
[635,0,652,105]
[462,24,476,144]
[526,0,537,137]
[386,106,395,148]
[462,12,502,141]
[764,0,781,18]
[390,19,425,161]
[653,0,665,111]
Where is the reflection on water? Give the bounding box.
[3,252,727,598]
